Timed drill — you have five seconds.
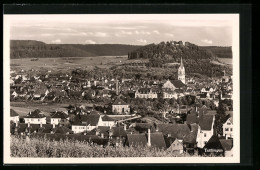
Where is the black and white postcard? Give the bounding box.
[3,13,240,164]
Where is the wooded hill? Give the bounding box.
[128,41,232,61]
[10,40,142,59]
[127,41,232,77]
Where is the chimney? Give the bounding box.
[147,129,151,147]
[124,124,127,131]
[167,133,171,137]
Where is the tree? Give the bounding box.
[215,95,226,136]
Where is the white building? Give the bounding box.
[24,110,46,125]
[135,88,158,99]
[112,98,130,114]
[223,117,233,138]
[101,115,116,127]
[50,111,69,125]
[194,115,215,148]
[72,114,103,133]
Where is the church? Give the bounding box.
[162,57,186,99]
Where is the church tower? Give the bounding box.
[178,57,185,84]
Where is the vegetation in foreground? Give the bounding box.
[10,135,205,158]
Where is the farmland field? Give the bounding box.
[10,55,128,73]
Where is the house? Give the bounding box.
[24,110,46,125]
[162,89,178,99]
[101,115,115,127]
[186,113,215,148]
[10,109,19,123]
[71,113,103,133]
[135,87,158,99]
[202,135,224,156]
[155,123,199,151]
[126,133,147,147]
[166,138,184,154]
[50,111,69,125]
[223,117,233,139]
[220,139,233,157]
[112,98,130,114]
[126,130,166,149]
[130,123,156,133]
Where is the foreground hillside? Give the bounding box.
[10,40,142,59]
[11,135,201,157]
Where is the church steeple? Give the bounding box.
[178,57,185,84]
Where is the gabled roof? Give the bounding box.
[110,126,127,137]
[51,111,68,119]
[127,133,147,146]
[155,123,198,144]
[170,80,186,88]
[10,109,19,117]
[25,110,46,118]
[101,115,114,121]
[203,135,224,151]
[199,115,214,131]
[113,98,127,105]
[81,114,100,126]
[134,123,156,133]
[149,132,167,149]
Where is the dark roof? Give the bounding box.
[54,126,73,134]
[81,114,100,126]
[10,109,19,117]
[171,80,186,88]
[203,135,224,151]
[137,88,151,93]
[110,126,127,137]
[127,133,147,146]
[51,111,68,119]
[134,123,156,133]
[155,123,198,144]
[219,139,233,151]
[40,124,56,133]
[25,109,46,118]
[113,98,128,105]
[186,112,214,131]
[149,132,167,149]
[101,115,114,121]
[199,115,214,131]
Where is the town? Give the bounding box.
[10,54,233,157]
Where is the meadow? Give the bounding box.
[10,135,200,158]
[10,55,128,73]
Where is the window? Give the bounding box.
[204,141,207,145]
[230,128,233,131]
[225,128,229,131]
[38,119,40,122]
[204,133,207,137]
[75,127,77,129]
[227,123,231,125]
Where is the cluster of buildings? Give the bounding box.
[9,57,233,156]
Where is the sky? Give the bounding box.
[6,14,237,46]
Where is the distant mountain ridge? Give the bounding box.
[10,40,143,59]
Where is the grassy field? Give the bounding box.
[10,55,128,73]
[10,102,72,117]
